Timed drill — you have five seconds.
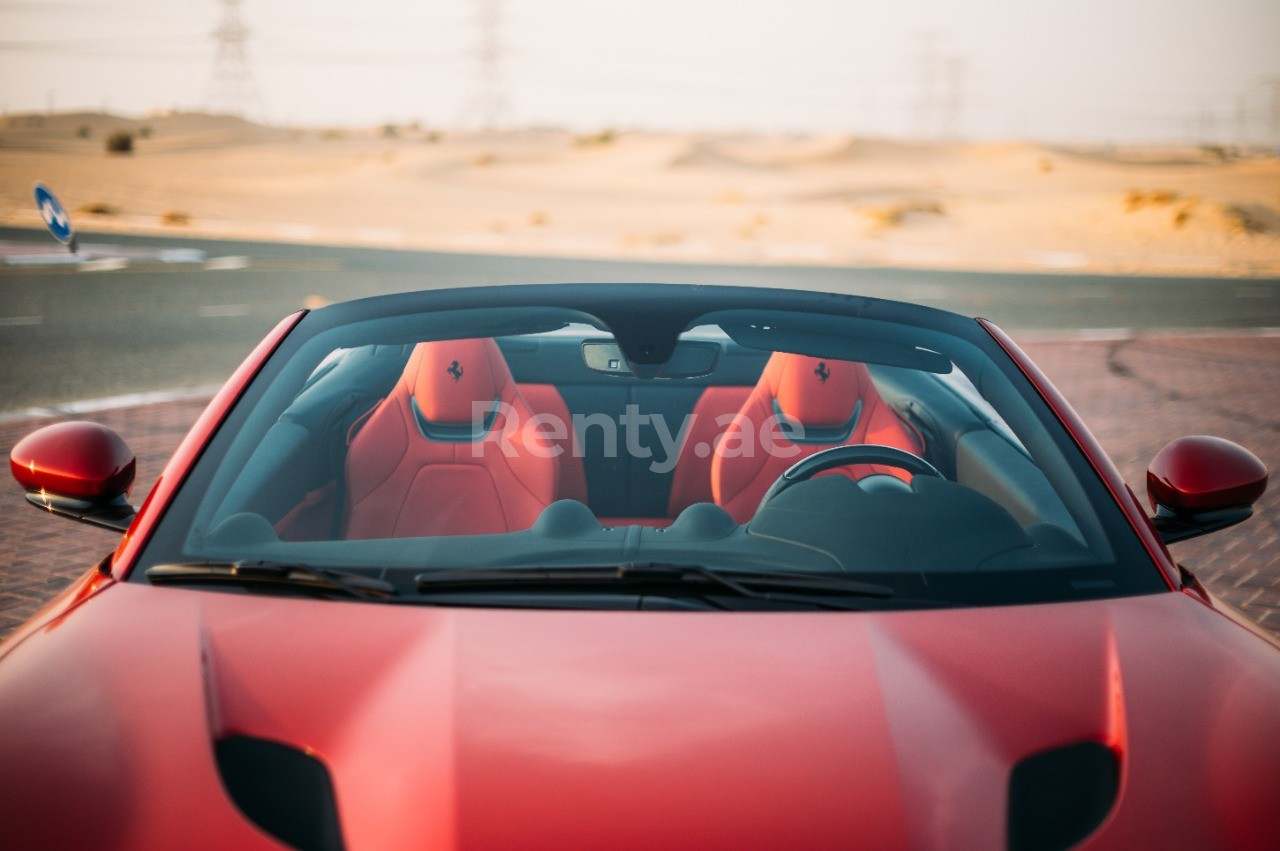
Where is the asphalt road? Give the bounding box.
[2,225,1279,412]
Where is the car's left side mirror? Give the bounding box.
[1147,435,1268,544]
[9,421,138,533]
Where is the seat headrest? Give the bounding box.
[403,337,511,424]
[766,352,869,428]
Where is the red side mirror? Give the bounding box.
[9,421,137,532]
[1147,435,1268,543]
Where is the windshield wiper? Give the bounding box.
[146,561,397,600]
[414,564,908,610]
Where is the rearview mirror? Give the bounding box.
[9,421,138,532]
[581,339,720,378]
[1147,435,1267,544]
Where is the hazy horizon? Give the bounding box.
[2,0,1279,144]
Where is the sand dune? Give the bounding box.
[1,112,1277,276]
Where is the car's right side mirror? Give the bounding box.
[1147,436,1268,544]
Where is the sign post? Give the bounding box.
[33,182,77,254]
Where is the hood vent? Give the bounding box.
[215,735,345,851]
[1008,741,1118,851]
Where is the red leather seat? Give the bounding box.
[344,338,558,538]
[711,353,922,523]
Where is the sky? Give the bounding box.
[1,0,1278,142]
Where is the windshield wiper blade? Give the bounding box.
[414,564,900,610]
[146,561,397,599]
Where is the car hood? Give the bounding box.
[1,583,1278,850]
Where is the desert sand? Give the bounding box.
[2,111,1278,276]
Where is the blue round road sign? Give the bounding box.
[34,182,74,244]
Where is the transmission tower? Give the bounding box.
[941,56,968,140]
[1265,76,1280,143]
[206,0,265,121]
[463,0,508,130]
[911,32,940,139]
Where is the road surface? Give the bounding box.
[2,225,1278,412]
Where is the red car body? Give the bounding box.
[1,286,1276,849]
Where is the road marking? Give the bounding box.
[1234,286,1275,299]
[198,304,251,318]
[0,315,43,326]
[205,255,250,271]
[156,248,206,264]
[79,257,129,272]
[0,384,223,423]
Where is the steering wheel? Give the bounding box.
[756,444,942,513]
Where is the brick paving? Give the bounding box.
[1,335,1277,640]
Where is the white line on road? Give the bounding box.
[1234,286,1275,299]
[204,255,250,271]
[78,257,130,272]
[0,315,43,326]
[0,384,223,423]
[198,304,251,318]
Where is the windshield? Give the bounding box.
[135,291,1162,610]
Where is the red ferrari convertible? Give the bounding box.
[2,284,1276,849]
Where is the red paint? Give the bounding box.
[9,421,135,501]
[1,586,1277,848]
[111,311,305,580]
[1147,435,1268,513]
[978,319,1180,590]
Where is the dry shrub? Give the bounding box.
[160,210,191,226]
[76,125,91,139]
[473,152,496,166]
[529,210,549,227]
[77,202,118,216]
[865,199,946,231]
[1125,189,1181,212]
[1038,157,1054,173]
[104,131,133,154]
[575,129,616,147]
[651,231,684,245]
[1222,204,1269,235]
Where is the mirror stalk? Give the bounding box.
[24,491,136,533]
[1151,505,1253,545]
